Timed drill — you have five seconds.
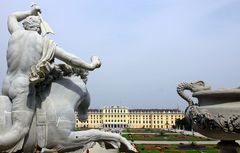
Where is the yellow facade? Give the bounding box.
[76,106,184,129]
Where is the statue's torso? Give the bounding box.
[2,30,43,96]
[6,30,43,77]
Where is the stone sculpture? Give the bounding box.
[177,81,240,153]
[0,4,136,153]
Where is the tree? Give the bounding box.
[175,117,192,131]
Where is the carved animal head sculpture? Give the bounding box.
[177,81,211,106]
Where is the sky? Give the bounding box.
[1,0,240,110]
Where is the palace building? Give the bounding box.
[76,106,184,129]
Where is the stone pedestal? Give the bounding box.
[217,141,240,153]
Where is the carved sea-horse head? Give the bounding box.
[177,81,211,106]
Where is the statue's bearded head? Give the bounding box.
[22,16,41,33]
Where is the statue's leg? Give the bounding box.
[65,129,136,153]
[0,96,12,133]
[0,77,35,151]
[77,93,90,122]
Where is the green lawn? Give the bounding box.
[122,133,212,141]
[136,144,218,153]
[123,128,170,133]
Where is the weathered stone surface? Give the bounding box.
[177,81,240,153]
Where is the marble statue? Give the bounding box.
[0,4,136,153]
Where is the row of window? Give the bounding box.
[78,118,179,123]
[77,117,181,123]
[129,120,174,124]
[103,115,127,118]
[99,115,183,118]
[129,115,183,118]
[130,111,181,114]
[77,120,102,124]
[104,109,127,113]
[87,114,183,118]
[76,124,170,129]
[130,118,179,121]
[104,120,126,122]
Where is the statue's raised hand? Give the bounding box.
[91,56,101,69]
[31,4,41,16]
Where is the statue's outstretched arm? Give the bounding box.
[55,46,101,71]
[8,6,40,34]
[64,129,137,153]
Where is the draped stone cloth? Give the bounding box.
[29,36,56,84]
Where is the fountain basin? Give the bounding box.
[177,81,240,140]
[193,89,240,106]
